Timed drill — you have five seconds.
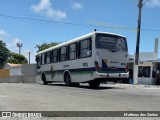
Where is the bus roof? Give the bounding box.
[36,31,126,55]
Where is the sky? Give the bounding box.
[0,0,160,63]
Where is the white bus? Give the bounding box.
[36,31,129,87]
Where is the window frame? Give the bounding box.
[46,51,51,64]
[36,55,41,69]
[68,43,77,60]
[52,49,58,63]
[41,53,45,65]
[138,66,151,78]
[59,46,67,62]
[95,33,128,52]
[79,38,92,59]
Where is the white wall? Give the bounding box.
[10,68,22,75]
[21,64,36,75]
[138,78,156,85]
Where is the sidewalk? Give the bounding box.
[115,83,160,89]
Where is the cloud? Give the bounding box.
[0,29,7,36]
[0,29,8,41]
[7,38,22,49]
[31,0,66,20]
[31,0,52,13]
[71,1,83,10]
[145,0,160,7]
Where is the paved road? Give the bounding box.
[0,83,160,120]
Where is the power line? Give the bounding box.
[0,14,136,31]
[130,0,151,6]
[130,0,138,6]
[0,14,83,25]
[130,0,152,6]
[143,0,152,5]
[0,14,160,32]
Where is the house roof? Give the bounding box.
[8,63,21,67]
[3,63,22,69]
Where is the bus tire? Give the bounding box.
[64,72,71,86]
[89,80,100,88]
[71,83,80,87]
[42,74,48,85]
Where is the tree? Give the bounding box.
[36,42,59,53]
[0,40,10,68]
[7,52,28,64]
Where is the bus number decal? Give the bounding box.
[83,63,88,67]
[64,65,69,68]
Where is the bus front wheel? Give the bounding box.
[89,80,100,88]
[64,73,71,86]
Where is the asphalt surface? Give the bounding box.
[0,83,160,120]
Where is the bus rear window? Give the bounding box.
[96,34,128,52]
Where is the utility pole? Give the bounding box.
[134,0,143,84]
[135,0,143,65]
[28,52,31,64]
[16,42,23,55]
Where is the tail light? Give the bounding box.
[125,65,128,72]
[95,61,100,71]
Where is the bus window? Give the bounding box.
[96,34,127,52]
[79,38,92,58]
[50,51,53,63]
[60,46,67,62]
[36,56,41,69]
[44,53,47,64]
[69,43,77,60]
[46,52,50,64]
[53,49,58,63]
[41,53,45,65]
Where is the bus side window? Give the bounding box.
[88,38,92,56]
[45,53,47,64]
[58,48,61,62]
[46,52,50,64]
[53,49,58,63]
[59,46,67,62]
[50,51,53,63]
[68,43,77,60]
[36,56,41,69]
[41,54,42,65]
[56,49,59,62]
[79,38,92,58]
[41,53,45,65]
[77,42,80,59]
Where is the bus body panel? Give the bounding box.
[92,33,129,80]
[95,49,128,73]
[93,49,129,80]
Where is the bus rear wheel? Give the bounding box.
[64,73,71,86]
[89,80,100,88]
[42,74,48,85]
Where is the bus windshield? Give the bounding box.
[96,33,128,52]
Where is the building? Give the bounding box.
[128,38,160,85]
[1,63,36,83]
[3,63,22,75]
[3,63,36,76]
